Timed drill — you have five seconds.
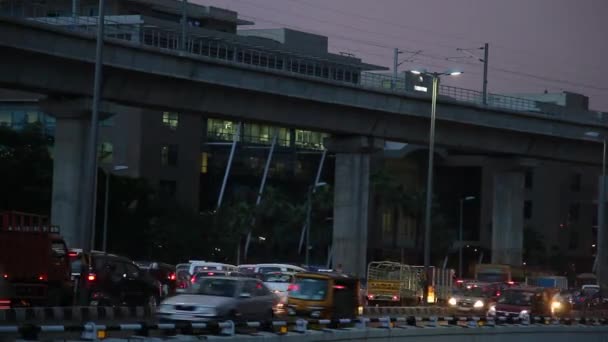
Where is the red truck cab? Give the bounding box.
[0,211,73,308]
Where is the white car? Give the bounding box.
[260,272,295,314]
[157,277,277,322]
[237,263,305,275]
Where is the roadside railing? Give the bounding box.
[0,0,604,123]
[2,314,608,341]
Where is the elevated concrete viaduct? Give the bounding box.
[1,16,607,275]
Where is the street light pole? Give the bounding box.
[411,68,462,305]
[598,138,606,293]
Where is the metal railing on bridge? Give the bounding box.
[0,0,604,124]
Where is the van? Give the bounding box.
[238,263,306,275]
[188,261,237,275]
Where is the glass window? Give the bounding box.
[290,278,328,300]
[161,144,178,166]
[100,117,115,127]
[0,110,11,126]
[26,111,40,124]
[124,263,140,278]
[201,152,209,174]
[207,119,236,141]
[262,273,294,283]
[191,278,238,297]
[99,142,113,164]
[162,112,179,130]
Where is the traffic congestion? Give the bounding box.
[0,211,606,323]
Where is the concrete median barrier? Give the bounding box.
[0,306,152,324]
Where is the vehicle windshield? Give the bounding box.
[195,271,227,278]
[70,258,82,274]
[289,278,328,300]
[453,287,486,297]
[582,287,600,296]
[262,273,293,283]
[498,290,534,306]
[191,278,237,297]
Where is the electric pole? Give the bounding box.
[454,43,489,105]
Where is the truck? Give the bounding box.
[366,261,454,306]
[526,276,568,290]
[474,264,512,283]
[0,211,73,308]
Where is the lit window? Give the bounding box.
[201,152,208,174]
[207,119,236,141]
[161,144,178,166]
[162,112,179,130]
[98,142,113,164]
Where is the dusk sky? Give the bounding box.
[198,0,608,111]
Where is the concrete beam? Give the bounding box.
[0,17,606,165]
[492,172,525,266]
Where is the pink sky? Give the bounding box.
[197,0,608,111]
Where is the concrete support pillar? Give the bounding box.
[51,116,89,248]
[325,136,383,277]
[492,172,524,265]
[43,97,126,248]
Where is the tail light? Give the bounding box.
[287,284,299,292]
[38,274,47,281]
[367,294,374,300]
[392,295,400,301]
[87,273,97,282]
[68,251,79,258]
[167,272,176,281]
[507,281,515,285]
[496,291,501,297]
[190,275,197,284]
[2,274,7,279]
[0,299,10,309]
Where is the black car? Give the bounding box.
[135,261,177,298]
[70,250,160,308]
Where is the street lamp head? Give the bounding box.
[585,131,602,139]
[464,196,475,201]
[113,165,129,171]
[410,69,424,75]
[315,182,328,188]
[448,70,463,76]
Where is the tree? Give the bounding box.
[0,124,53,214]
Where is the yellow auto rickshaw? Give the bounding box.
[287,272,362,319]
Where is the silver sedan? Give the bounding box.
[157,277,278,322]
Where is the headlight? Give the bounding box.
[357,306,364,316]
[519,310,529,319]
[551,301,562,310]
[474,300,484,308]
[488,305,496,316]
[448,297,457,306]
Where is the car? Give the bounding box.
[190,271,247,284]
[70,250,161,308]
[488,287,559,319]
[135,261,177,298]
[448,284,497,313]
[188,261,237,275]
[157,277,278,322]
[260,272,295,314]
[237,264,306,275]
[572,285,604,310]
